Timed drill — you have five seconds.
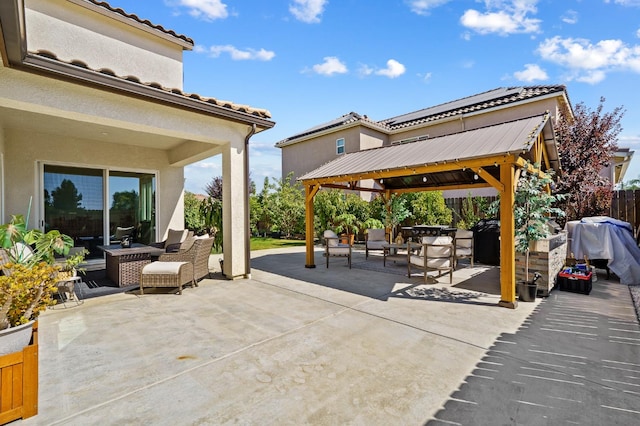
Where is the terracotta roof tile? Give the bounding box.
[30,50,272,119]
[86,0,194,45]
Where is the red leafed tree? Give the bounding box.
[554,97,624,223]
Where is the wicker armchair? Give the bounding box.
[158,237,214,282]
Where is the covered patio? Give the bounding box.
[299,113,561,309]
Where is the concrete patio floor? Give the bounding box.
[18,246,637,425]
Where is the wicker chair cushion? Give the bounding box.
[367,240,387,250]
[367,229,386,242]
[142,261,188,275]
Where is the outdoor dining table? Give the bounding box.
[97,244,166,287]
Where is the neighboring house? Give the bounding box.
[603,148,635,187]
[277,85,634,199]
[276,86,572,200]
[0,0,274,279]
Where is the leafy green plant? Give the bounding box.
[514,162,566,282]
[0,213,74,330]
[200,196,223,252]
[381,194,411,240]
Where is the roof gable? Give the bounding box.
[276,85,569,147]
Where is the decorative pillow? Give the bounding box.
[166,229,188,246]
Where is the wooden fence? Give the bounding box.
[446,190,640,236]
[609,189,640,235]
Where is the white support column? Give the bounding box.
[221,139,249,279]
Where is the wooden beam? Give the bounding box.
[498,163,517,309]
[301,154,519,186]
[304,184,317,268]
[393,182,492,194]
[470,167,504,192]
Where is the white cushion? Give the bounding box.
[455,230,473,249]
[324,230,339,247]
[409,255,451,269]
[456,247,473,256]
[328,246,350,255]
[142,261,188,275]
[367,240,387,250]
[367,229,386,241]
[166,229,188,246]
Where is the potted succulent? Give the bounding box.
[0,214,73,345]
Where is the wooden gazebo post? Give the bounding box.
[498,162,517,308]
[305,183,320,268]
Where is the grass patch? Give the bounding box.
[211,237,305,254]
[251,237,306,251]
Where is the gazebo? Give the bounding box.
[298,113,561,309]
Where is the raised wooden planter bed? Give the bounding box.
[0,322,38,424]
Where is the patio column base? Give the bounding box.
[305,264,316,268]
[498,300,518,309]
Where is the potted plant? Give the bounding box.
[0,214,73,344]
[58,248,89,280]
[513,162,566,301]
[333,213,363,245]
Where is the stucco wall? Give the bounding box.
[26,0,184,89]
[4,128,183,239]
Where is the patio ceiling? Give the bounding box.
[298,113,559,193]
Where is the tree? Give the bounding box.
[406,191,452,226]
[184,191,204,232]
[555,97,624,222]
[620,175,640,190]
[204,176,223,200]
[263,172,305,238]
[111,190,138,212]
[51,179,83,212]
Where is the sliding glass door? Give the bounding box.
[43,165,156,258]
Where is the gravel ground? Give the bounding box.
[630,285,640,322]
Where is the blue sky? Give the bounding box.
[109,0,640,193]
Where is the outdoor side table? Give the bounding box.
[98,244,165,287]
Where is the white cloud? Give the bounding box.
[637,28,640,38]
[312,57,348,76]
[460,0,541,35]
[289,0,328,23]
[357,64,374,77]
[537,36,640,83]
[170,0,228,21]
[204,45,275,61]
[605,0,640,6]
[561,9,578,24]
[513,64,548,82]
[375,59,406,78]
[406,0,451,16]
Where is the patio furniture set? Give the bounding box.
[325,226,474,284]
[52,230,215,301]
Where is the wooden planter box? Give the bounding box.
[0,322,38,424]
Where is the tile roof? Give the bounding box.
[298,113,552,182]
[85,0,194,45]
[380,85,567,129]
[276,85,567,146]
[31,49,272,119]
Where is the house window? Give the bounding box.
[336,138,345,155]
[43,164,156,258]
